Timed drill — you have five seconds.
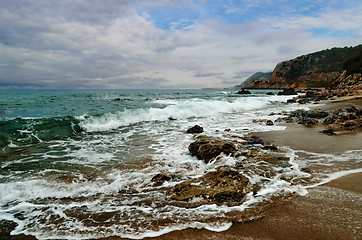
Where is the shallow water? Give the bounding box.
[0,89,361,239]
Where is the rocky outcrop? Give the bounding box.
[269,45,362,89]
[168,169,252,205]
[188,136,237,163]
[276,106,362,131]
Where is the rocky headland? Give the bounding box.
[241,44,362,90]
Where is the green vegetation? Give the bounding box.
[281,45,362,79]
[239,71,272,87]
[343,50,362,75]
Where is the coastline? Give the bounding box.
[1,93,361,240]
[136,95,362,240]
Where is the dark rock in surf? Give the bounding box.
[277,88,297,95]
[168,169,252,205]
[188,136,236,163]
[266,120,274,126]
[186,125,204,134]
[236,89,251,95]
[266,92,274,95]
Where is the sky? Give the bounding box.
[0,0,361,89]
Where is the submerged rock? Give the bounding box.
[186,125,204,134]
[188,136,236,163]
[168,169,252,205]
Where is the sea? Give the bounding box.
[0,89,361,239]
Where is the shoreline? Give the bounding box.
[1,94,361,240]
[136,95,362,240]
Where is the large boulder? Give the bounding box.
[168,169,252,205]
[188,136,237,163]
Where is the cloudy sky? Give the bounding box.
[1,0,361,89]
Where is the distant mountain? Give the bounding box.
[269,44,362,88]
[237,72,272,88]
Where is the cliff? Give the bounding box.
[240,45,362,89]
[269,45,362,89]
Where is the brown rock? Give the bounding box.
[168,169,252,205]
[188,136,237,163]
[186,125,204,134]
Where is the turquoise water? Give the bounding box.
[1,89,360,239]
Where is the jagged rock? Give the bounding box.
[188,136,236,163]
[168,169,252,205]
[236,89,251,95]
[186,125,204,134]
[278,88,297,95]
[266,92,275,95]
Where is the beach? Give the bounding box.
[0,89,361,240]
[136,96,362,240]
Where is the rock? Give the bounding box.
[168,169,252,205]
[277,88,297,95]
[114,98,121,101]
[186,125,204,134]
[263,145,278,151]
[266,92,274,95]
[320,129,337,136]
[188,136,236,163]
[151,174,172,186]
[266,120,274,126]
[247,136,264,145]
[236,89,251,95]
[287,99,297,103]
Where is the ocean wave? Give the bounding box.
[0,116,82,147]
[80,96,289,132]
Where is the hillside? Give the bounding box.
[269,44,362,88]
[240,44,362,89]
[237,72,272,88]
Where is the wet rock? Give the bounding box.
[247,136,264,145]
[266,92,275,95]
[151,174,172,186]
[236,89,251,95]
[287,99,297,103]
[168,169,252,205]
[186,125,204,134]
[266,120,274,126]
[263,145,278,151]
[188,136,237,163]
[114,98,121,101]
[277,88,297,95]
[320,129,337,136]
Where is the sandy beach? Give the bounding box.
[134,97,362,240]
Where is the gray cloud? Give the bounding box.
[0,0,361,89]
